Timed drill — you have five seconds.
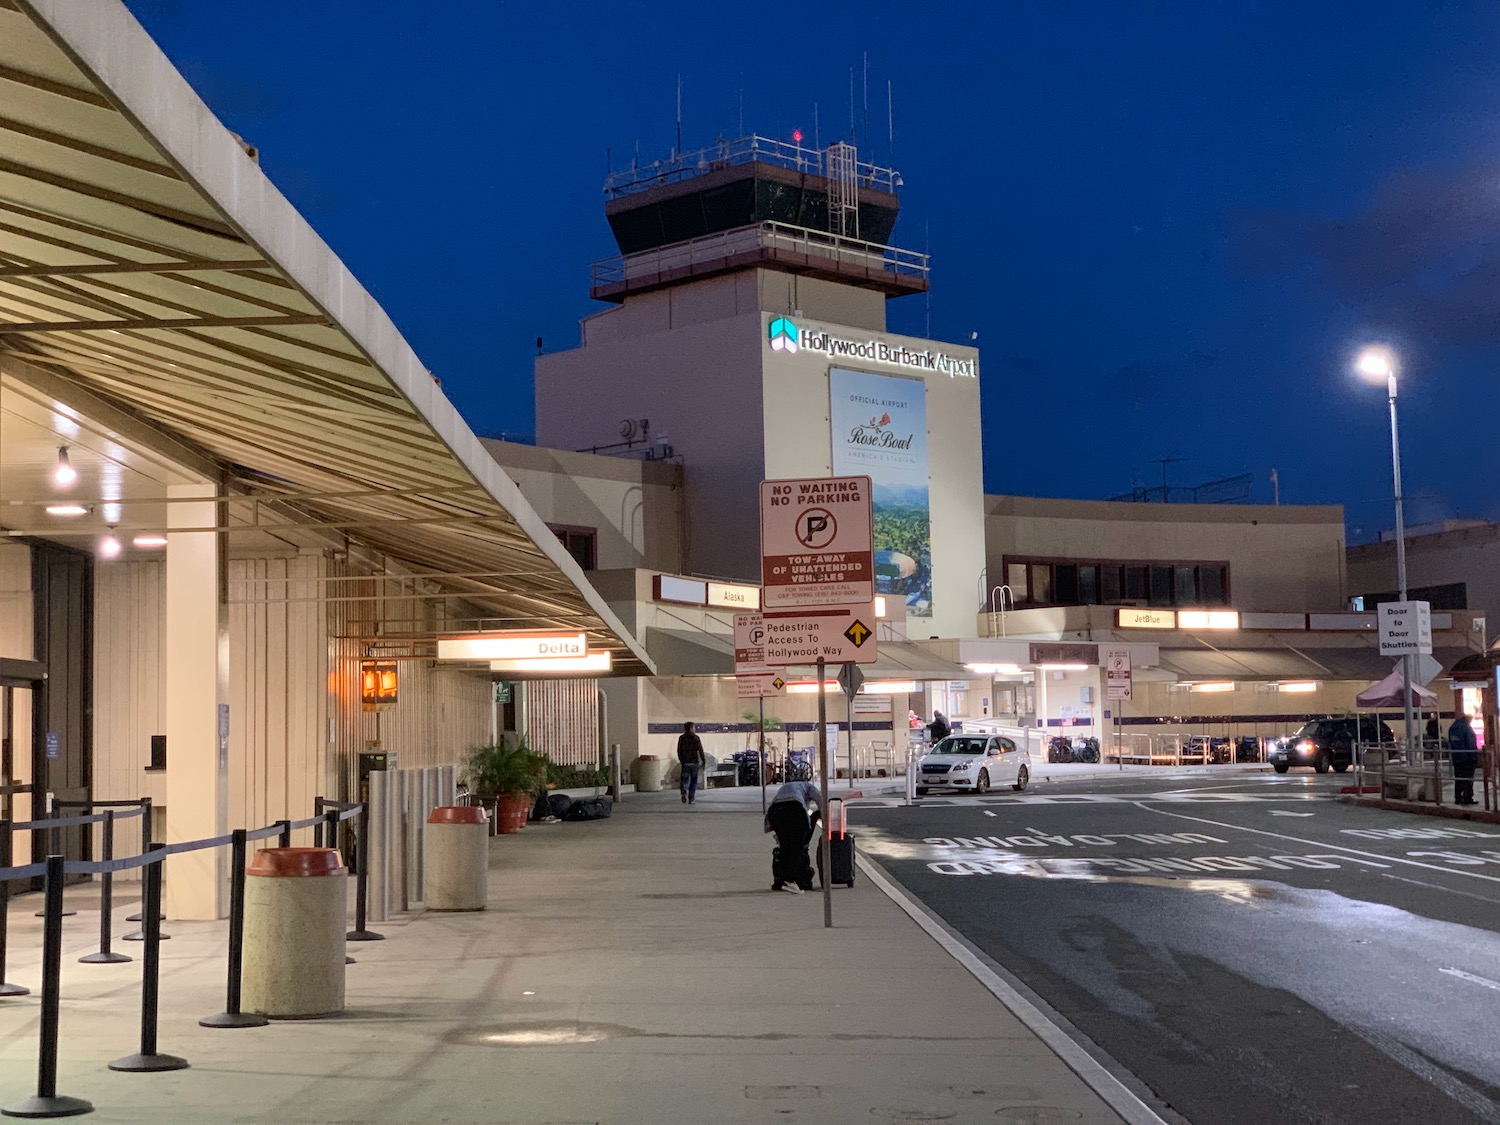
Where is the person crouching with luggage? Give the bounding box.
[765,780,820,894]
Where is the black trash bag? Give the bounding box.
[529,791,551,822]
[562,796,612,821]
[546,792,574,818]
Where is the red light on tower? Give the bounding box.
[792,129,804,144]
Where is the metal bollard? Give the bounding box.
[200,829,268,1030]
[110,844,188,1072]
[347,804,383,942]
[80,809,130,965]
[0,822,29,997]
[3,855,93,1117]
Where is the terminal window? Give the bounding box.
[548,524,597,571]
[1003,556,1230,609]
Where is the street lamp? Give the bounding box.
[1355,344,1416,763]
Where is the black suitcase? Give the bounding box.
[817,798,856,888]
[562,795,612,821]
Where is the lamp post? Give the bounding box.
[1356,345,1416,764]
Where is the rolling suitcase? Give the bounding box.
[818,798,856,888]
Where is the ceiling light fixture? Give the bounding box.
[45,504,87,517]
[132,534,168,548]
[98,528,122,560]
[52,446,76,487]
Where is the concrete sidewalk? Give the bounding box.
[0,789,1156,1124]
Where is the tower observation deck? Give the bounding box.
[590,135,929,304]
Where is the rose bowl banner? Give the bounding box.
[829,367,932,618]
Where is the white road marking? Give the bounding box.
[858,853,1172,1125]
[1441,967,1500,993]
[1137,803,1500,886]
[983,810,996,817]
[1268,811,1315,817]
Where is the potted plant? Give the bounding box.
[463,736,548,834]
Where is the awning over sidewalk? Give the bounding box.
[1157,645,1471,683]
[0,1,651,674]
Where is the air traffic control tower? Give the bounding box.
[536,136,984,639]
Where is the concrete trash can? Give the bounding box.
[636,754,664,792]
[242,847,347,1018]
[425,805,489,911]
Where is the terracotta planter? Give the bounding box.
[493,793,532,835]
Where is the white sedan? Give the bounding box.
[915,735,1030,795]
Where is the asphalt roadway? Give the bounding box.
[854,771,1500,1125]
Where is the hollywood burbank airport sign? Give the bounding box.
[767,316,976,379]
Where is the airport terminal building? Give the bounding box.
[0,2,1487,925]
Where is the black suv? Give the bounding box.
[1267,717,1395,774]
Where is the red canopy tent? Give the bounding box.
[1355,669,1438,709]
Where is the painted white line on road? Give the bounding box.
[1440,967,1500,993]
[983,810,996,817]
[1379,872,1500,906]
[857,852,1170,1125]
[1137,803,1500,886]
[1268,811,1315,817]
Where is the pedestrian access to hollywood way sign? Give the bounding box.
[915,735,1030,796]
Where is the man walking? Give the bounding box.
[764,779,821,893]
[677,721,706,804]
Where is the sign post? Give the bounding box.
[760,476,875,930]
[1380,601,1432,764]
[1105,650,1131,771]
[837,664,865,781]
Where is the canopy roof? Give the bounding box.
[0,1,651,674]
[1355,670,1437,710]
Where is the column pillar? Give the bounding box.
[164,483,228,920]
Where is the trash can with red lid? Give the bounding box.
[242,847,347,1018]
[424,805,489,911]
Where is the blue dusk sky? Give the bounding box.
[128,2,1500,539]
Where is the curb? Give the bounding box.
[1342,794,1500,825]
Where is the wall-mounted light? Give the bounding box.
[1189,681,1235,693]
[1277,681,1319,693]
[52,446,76,487]
[45,504,87,517]
[360,659,398,709]
[98,528,121,559]
[132,534,168,549]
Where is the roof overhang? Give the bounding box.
[0,0,651,675]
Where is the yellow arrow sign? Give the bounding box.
[843,619,872,647]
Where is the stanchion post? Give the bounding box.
[313,799,326,848]
[324,809,340,860]
[200,829,267,1029]
[2,854,92,1117]
[125,799,158,925]
[109,845,187,1072]
[276,819,291,848]
[347,805,383,942]
[0,821,28,997]
[34,797,75,920]
[79,810,129,965]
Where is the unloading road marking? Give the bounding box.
[858,853,1170,1125]
[1441,967,1500,993]
[1136,802,1500,887]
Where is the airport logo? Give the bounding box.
[766,316,976,378]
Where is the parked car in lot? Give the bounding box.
[1267,717,1395,774]
[916,734,1029,795]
